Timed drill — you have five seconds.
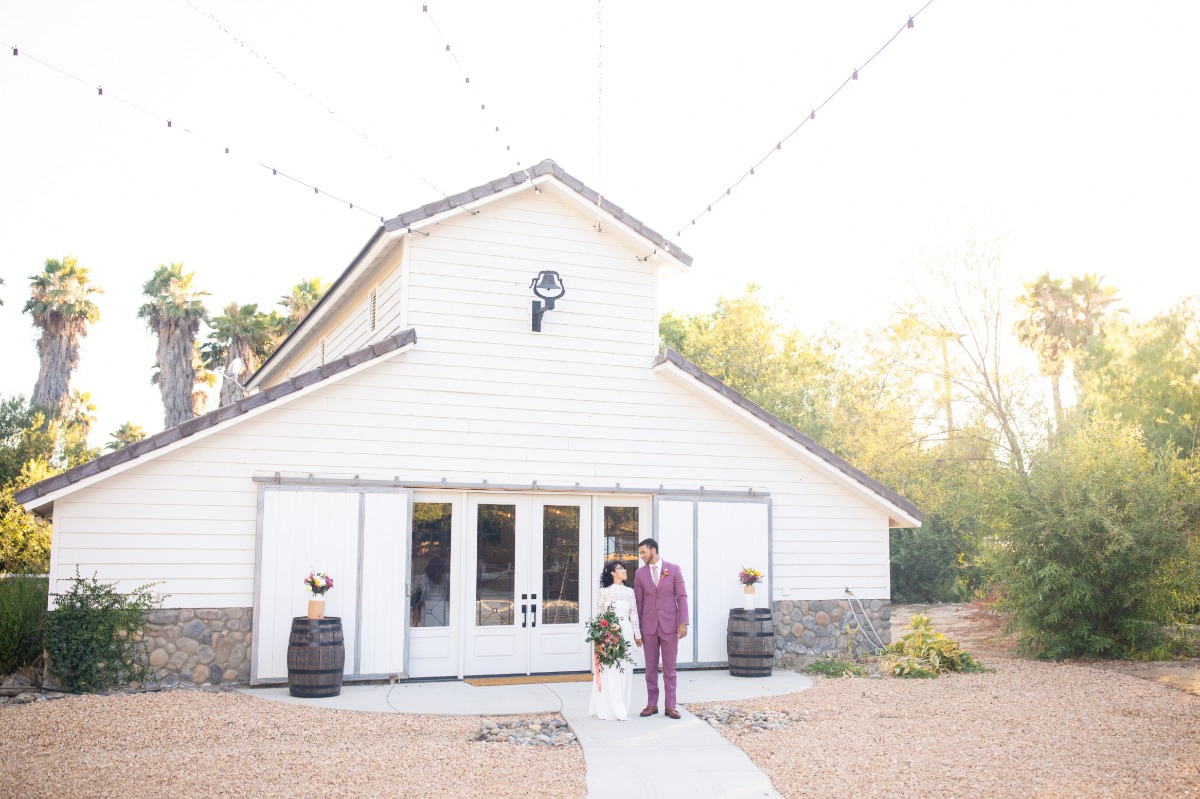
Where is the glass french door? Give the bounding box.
[463,495,591,675]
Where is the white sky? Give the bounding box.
[1,0,1198,444]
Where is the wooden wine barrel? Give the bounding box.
[727,608,774,678]
[287,616,345,698]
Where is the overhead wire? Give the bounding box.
[638,1,937,261]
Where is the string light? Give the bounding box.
[183,0,448,199]
[2,36,389,222]
[422,3,521,168]
[637,1,936,261]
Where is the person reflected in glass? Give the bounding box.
[588,562,642,721]
[416,557,449,627]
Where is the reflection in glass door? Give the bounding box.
[406,493,461,679]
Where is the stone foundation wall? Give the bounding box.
[140,608,253,687]
[773,599,891,657]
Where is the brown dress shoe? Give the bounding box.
[665,707,681,719]
[639,706,659,717]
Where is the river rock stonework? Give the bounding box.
[772,599,891,657]
[139,608,252,686]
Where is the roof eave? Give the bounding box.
[17,330,418,513]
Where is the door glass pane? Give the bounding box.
[476,504,515,626]
[411,503,451,628]
[604,506,641,584]
[542,505,580,625]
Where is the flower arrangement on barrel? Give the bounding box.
[303,571,334,619]
[585,604,634,674]
[739,567,763,610]
[739,567,763,586]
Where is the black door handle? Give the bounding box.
[521,604,528,628]
[531,603,537,628]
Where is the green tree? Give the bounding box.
[138,264,209,428]
[203,302,273,406]
[106,422,146,451]
[997,415,1200,659]
[1014,273,1074,429]
[23,256,103,412]
[0,394,96,575]
[275,277,328,340]
[1076,298,1200,458]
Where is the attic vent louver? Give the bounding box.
[370,287,377,331]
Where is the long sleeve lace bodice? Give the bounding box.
[594,584,639,639]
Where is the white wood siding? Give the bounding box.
[47,185,892,608]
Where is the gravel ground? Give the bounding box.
[1,690,585,798]
[693,605,1200,799]
[5,606,1198,798]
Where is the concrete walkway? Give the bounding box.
[240,668,812,799]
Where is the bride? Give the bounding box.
[587,562,642,720]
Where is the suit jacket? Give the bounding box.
[634,560,690,636]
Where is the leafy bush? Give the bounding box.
[804,653,865,678]
[889,515,973,603]
[881,614,982,678]
[996,416,1200,659]
[0,575,48,675]
[0,486,51,574]
[45,571,162,692]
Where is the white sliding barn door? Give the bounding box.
[255,489,361,682]
[359,491,410,677]
[696,501,770,663]
[654,497,771,666]
[655,499,698,666]
[254,487,410,683]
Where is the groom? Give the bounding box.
[633,537,689,719]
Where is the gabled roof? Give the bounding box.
[249,159,691,389]
[382,159,693,266]
[16,330,418,513]
[653,349,924,525]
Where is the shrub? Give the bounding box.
[0,575,48,675]
[996,416,1200,659]
[888,513,979,599]
[881,614,982,678]
[45,570,163,692]
[804,653,865,678]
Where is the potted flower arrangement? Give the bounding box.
[585,604,633,687]
[739,567,763,610]
[303,571,334,619]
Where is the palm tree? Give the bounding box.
[1014,273,1074,429]
[275,277,328,341]
[106,421,146,451]
[138,264,209,428]
[203,302,273,406]
[1067,273,1121,345]
[23,257,103,412]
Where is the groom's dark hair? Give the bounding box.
[639,538,658,552]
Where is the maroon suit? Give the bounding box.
[634,559,690,710]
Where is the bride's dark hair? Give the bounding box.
[599,561,622,588]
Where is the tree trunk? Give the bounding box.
[156,320,199,428]
[31,318,82,412]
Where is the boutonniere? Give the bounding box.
[661,568,670,578]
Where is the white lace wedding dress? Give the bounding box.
[587,584,640,721]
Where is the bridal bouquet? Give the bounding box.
[585,604,634,671]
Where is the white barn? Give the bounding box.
[19,160,921,686]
